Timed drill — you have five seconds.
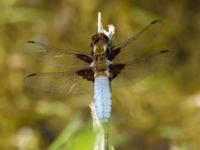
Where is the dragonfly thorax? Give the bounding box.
[91,34,111,77]
[93,44,107,54]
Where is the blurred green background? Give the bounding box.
[0,0,200,150]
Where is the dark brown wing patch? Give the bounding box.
[107,48,121,61]
[109,64,125,80]
[77,68,94,81]
[76,54,93,63]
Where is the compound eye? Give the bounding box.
[101,34,109,43]
[92,35,99,44]
[92,35,98,40]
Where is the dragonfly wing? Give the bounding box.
[25,70,93,94]
[23,41,93,68]
[111,50,173,86]
[110,20,168,64]
[114,20,160,50]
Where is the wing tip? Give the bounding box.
[160,50,170,53]
[27,40,35,44]
[27,73,37,77]
[160,50,176,55]
[151,19,161,24]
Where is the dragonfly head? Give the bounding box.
[91,33,109,54]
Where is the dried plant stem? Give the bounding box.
[90,103,107,150]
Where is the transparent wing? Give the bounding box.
[25,70,93,94]
[112,20,168,64]
[112,50,173,86]
[23,41,92,68]
[115,20,160,50]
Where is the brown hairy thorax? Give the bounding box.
[76,32,124,81]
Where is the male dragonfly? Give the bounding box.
[24,14,172,123]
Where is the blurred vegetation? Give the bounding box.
[0,0,200,150]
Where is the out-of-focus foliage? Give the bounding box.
[48,117,95,150]
[0,0,200,150]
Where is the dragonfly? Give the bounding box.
[24,14,172,124]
